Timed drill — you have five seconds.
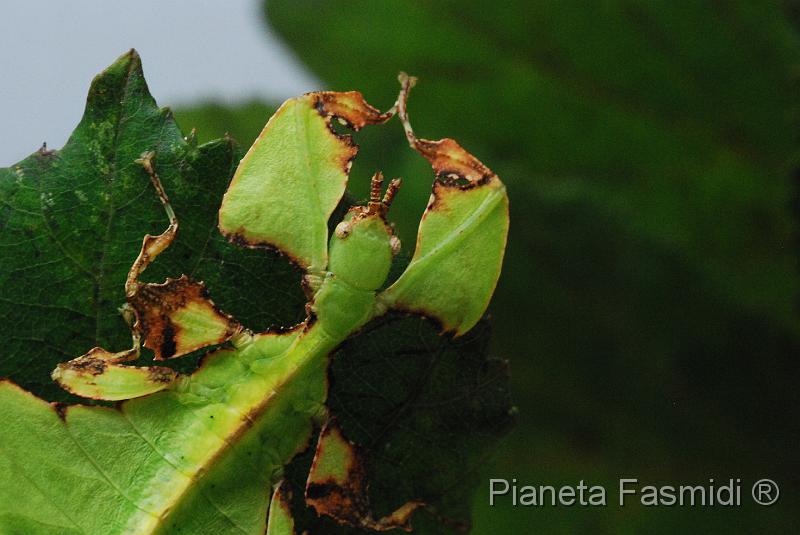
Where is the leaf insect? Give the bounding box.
[2,74,508,534]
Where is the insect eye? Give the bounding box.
[334,221,352,239]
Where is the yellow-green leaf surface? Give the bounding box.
[381,173,507,335]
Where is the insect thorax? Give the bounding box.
[311,211,395,339]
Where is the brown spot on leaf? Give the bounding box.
[306,421,423,532]
[128,275,240,360]
[413,138,495,188]
[396,73,498,192]
[312,91,393,176]
[35,142,57,158]
[147,366,178,384]
[52,402,68,421]
[158,322,177,360]
[63,350,109,376]
[313,91,393,132]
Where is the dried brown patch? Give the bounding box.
[312,91,393,132]
[312,91,393,176]
[147,366,179,384]
[395,72,499,195]
[415,138,495,188]
[128,275,240,360]
[34,142,57,159]
[306,421,423,532]
[62,348,110,376]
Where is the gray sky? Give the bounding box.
[0,0,319,165]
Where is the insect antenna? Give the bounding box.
[382,178,402,210]
[367,171,385,215]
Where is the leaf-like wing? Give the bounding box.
[218,91,391,273]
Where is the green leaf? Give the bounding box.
[0,50,314,534]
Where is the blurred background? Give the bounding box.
[3,1,799,532]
